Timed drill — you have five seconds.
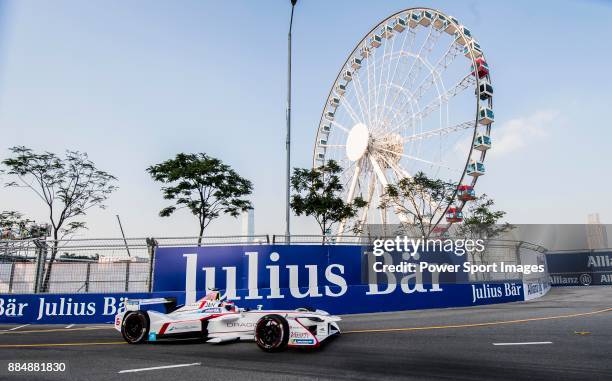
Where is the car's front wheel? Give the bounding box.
[255,314,289,352]
[121,311,149,344]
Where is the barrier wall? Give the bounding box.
[0,245,546,324]
[520,247,551,300]
[547,251,612,286]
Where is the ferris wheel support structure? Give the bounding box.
[314,8,494,238]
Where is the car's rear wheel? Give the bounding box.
[121,311,149,344]
[255,314,289,352]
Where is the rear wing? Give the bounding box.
[125,297,177,313]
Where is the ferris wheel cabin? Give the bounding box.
[369,34,382,48]
[351,57,362,70]
[321,124,331,134]
[336,83,346,96]
[454,26,472,46]
[329,97,340,108]
[444,16,460,35]
[478,106,494,125]
[446,207,464,223]
[360,45,371,58]
[464,41,483,58]
[392,16,407,32]
[419,11,434,26]
[457,185,476,201]
[343,70,353,82]
[433,14,447,30]
[473,133,492,151]
[380,24,394,38]
[467,160,486,177]
[409,12,421,28]
[478,81,493,100]
[472,57,489,78]
[325,110,335,121]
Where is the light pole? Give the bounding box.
[285,0,297,242]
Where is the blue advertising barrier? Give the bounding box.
[0,293,150,324]
[152,244,470,295]
[0,283,526,324]
[547,251,612,286]
[1,245,534,324]
[150,244,522,314]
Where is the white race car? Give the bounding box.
[114,290,341,352]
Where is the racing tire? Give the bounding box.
[121,311,149,344]
[255,314,289,352]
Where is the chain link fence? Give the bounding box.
[0,238,149,294]
[0,240,41,293]
[0,235,546,294]
[0,236,268,294]
[471,239,547,282]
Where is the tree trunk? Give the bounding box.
[320,221,326,245]
[197,225,204,247]
[41,233,59,292]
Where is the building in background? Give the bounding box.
[241,208,255,242]
[586,213,608,250]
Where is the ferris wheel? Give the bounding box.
[313,8,494,236]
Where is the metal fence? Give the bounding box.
[0,238,148,294]
[0,235,547,294]
[467,239,547,282]
[0,236,269,294]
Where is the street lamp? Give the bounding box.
[285,0,297,242]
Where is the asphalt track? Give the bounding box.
[0,287,610,381]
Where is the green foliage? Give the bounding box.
[380,171,456,238]
[457,194,513,281]
[1,211,33,239]
[458,194,514,239]
[290,160,367,237]
[1,211,51,240]
[0,211,32,230]
[147,153,253,241]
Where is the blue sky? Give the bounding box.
[0,0,611,238]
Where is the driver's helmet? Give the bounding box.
[204,290,220,301]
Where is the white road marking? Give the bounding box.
[65,324,75,329]
[1,324,30,331]
[118,363,201,374]
[493,341,553,346]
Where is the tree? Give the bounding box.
[0,211,32,239]
[458,194,513,240]
[290,160,367,240]
[0,211,48,240]
[147,153,253,245]
[380,171,457,238]
[456,194,514,279]
[2,146,117,291]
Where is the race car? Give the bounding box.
[114,290,341,352]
